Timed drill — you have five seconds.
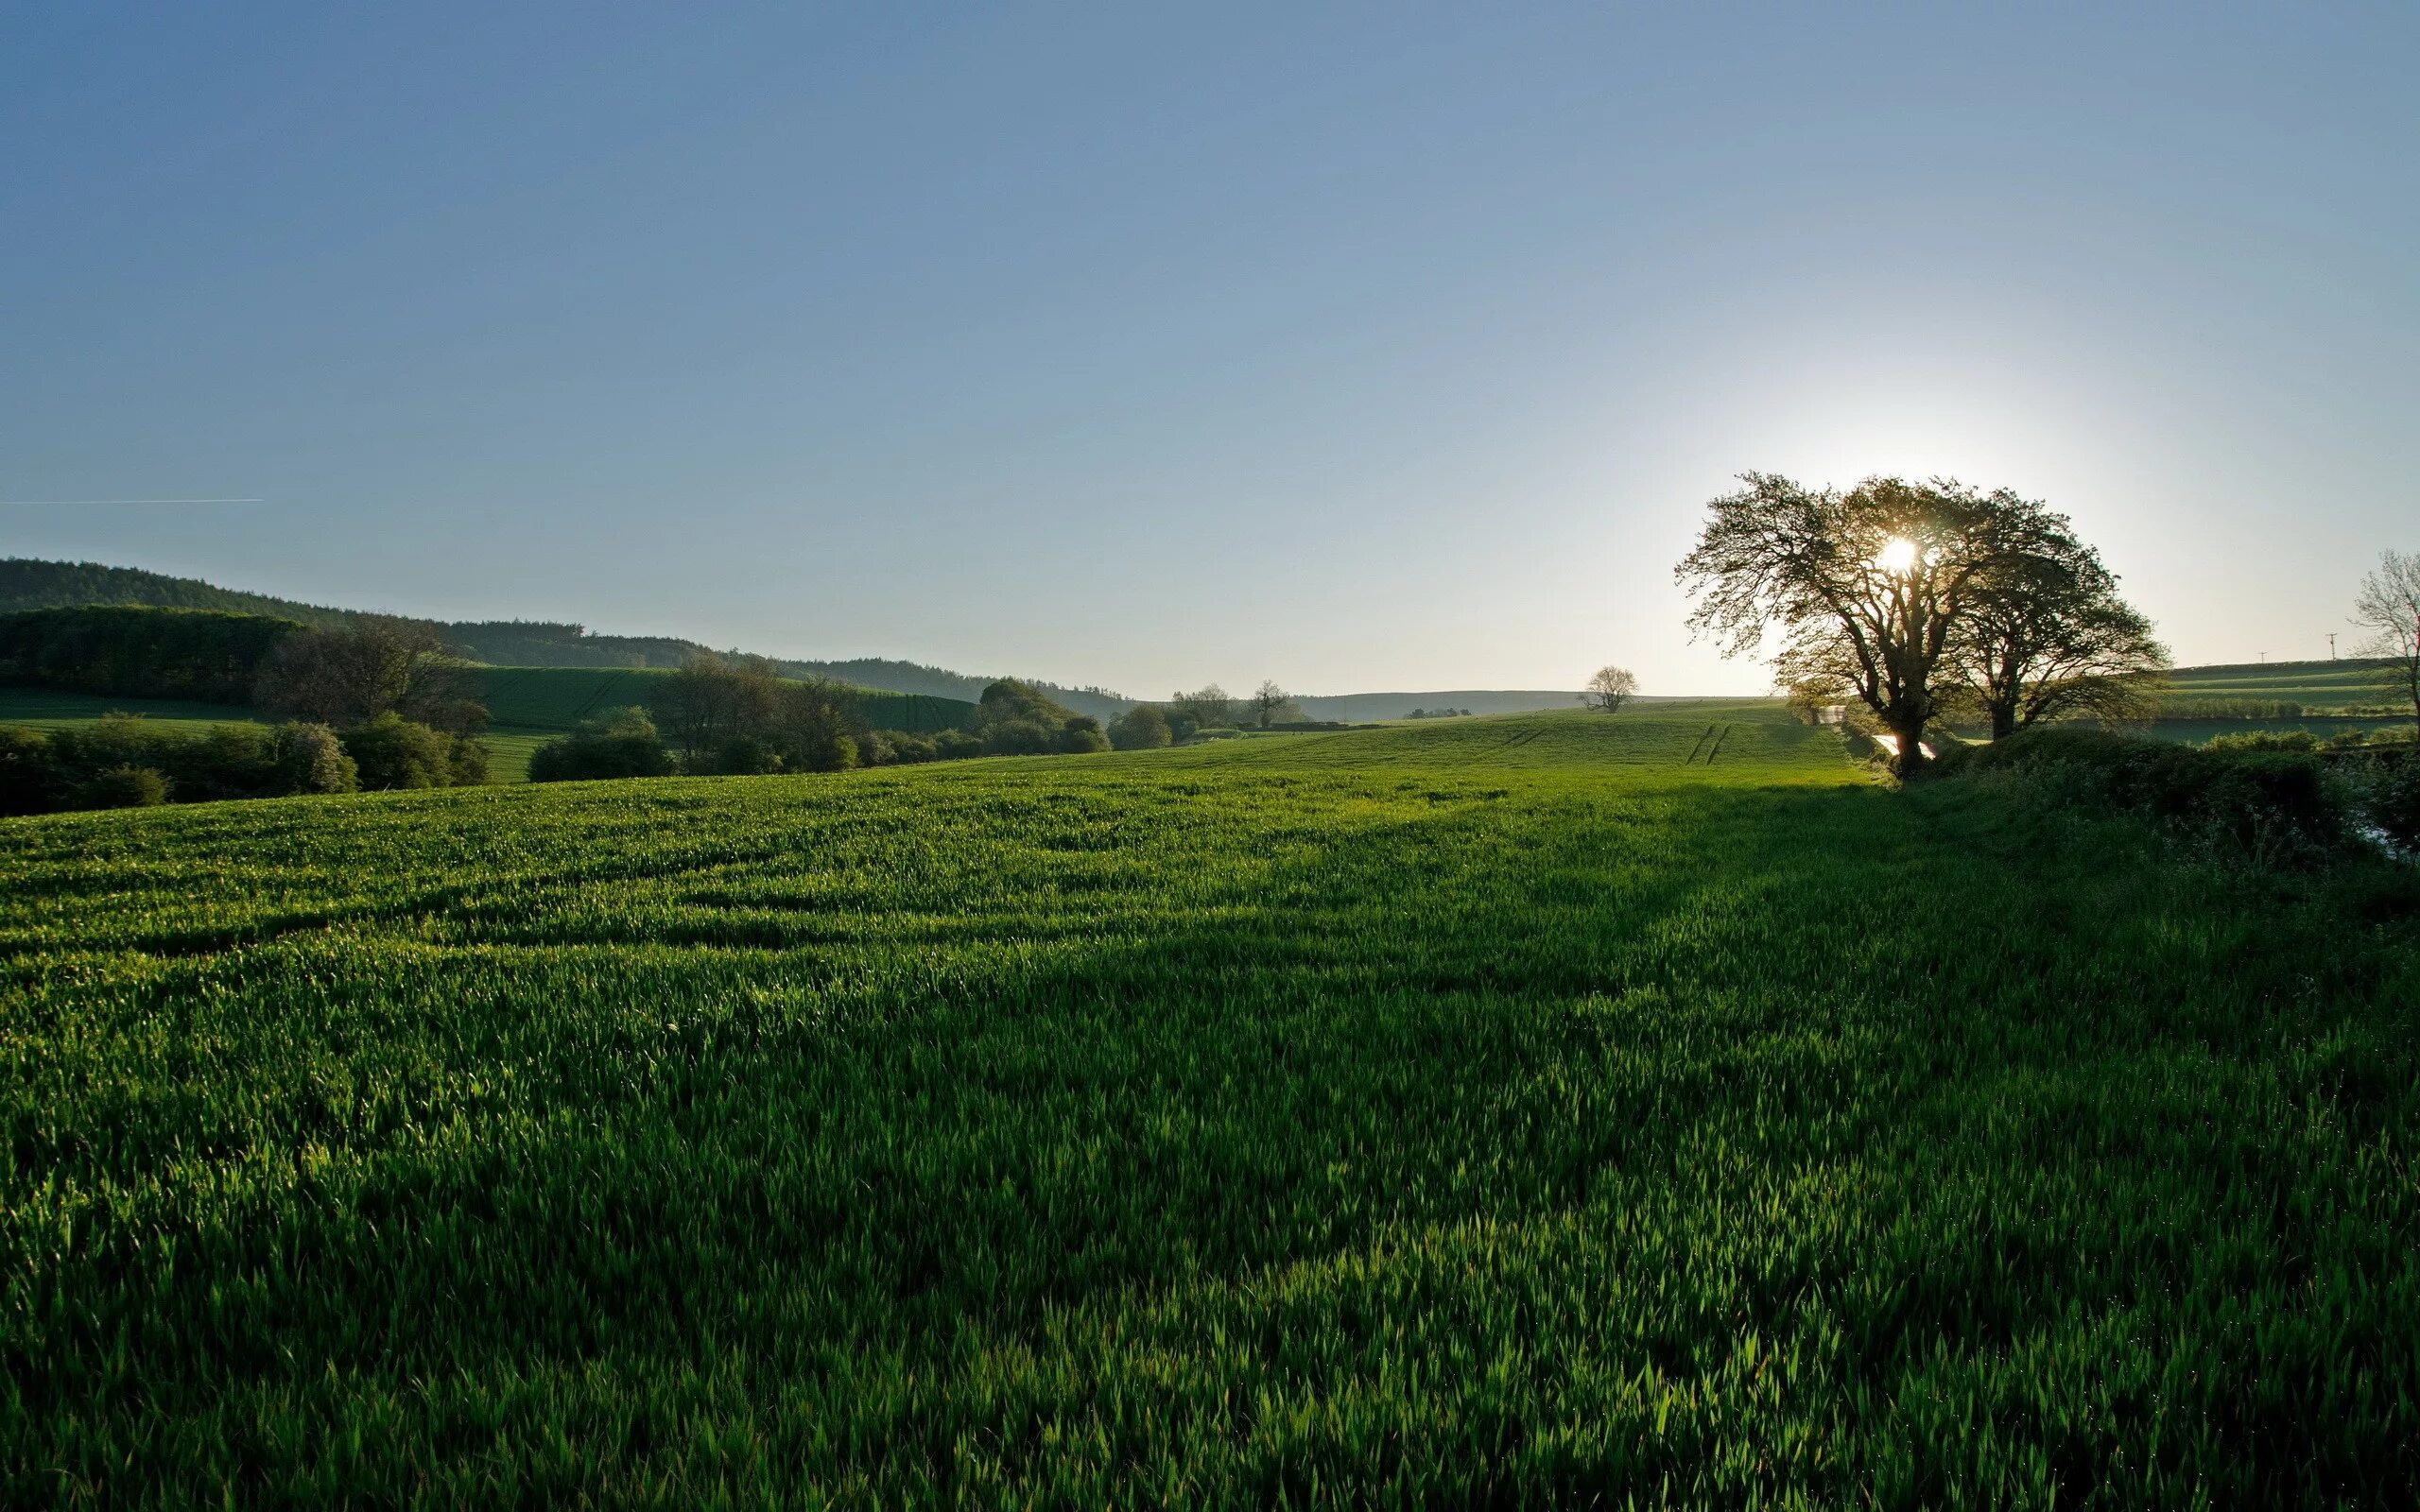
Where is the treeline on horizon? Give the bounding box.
[0,611,500,816]
[0,558,1133,718]
[0,607,1135,814]
[526,659,1115,783]
[0,605,977,730]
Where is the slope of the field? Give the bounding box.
[2161,657,2400,710]
[4,706,2416,1505]
[1200,700,1817,773]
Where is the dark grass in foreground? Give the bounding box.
[3,708,2417,1506]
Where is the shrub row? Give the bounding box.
[1935,725,2418,861]
[0,713,485,815]
[527,696,1114,785]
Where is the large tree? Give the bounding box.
[251,616,484,732]
[2353,549,2420,733]
[1169,684,1236,730]
[655,653,864,771]
[1582,665,1639,714]
[1248,679,1289,730]
[1951,527,2168,740]
[1677,473,2043,778]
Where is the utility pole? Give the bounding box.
[2327,632,2337,660]
[2257,650,2266,664]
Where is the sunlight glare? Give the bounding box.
[1876,537,1920,575]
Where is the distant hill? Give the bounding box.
[0,558,366,631]
[0,558,1132,718]
[1291,689,1703,721]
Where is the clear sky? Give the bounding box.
[4,4,2413,696]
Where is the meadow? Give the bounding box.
[4,705,2418,1506]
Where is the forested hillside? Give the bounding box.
[0,559,363,630]
[0,559,1129,714]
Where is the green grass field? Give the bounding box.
[2145,715,2410,746]
[6,703,2417,1505]
[0,685,264,732]
[2159,657,2403,712]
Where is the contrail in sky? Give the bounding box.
[0,498,265,506]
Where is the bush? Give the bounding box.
[448,737,490,787]
[1939,725,2350,862]
[1108,706,1172,750]
[800,731,858,774]
[0,714,372,813]
[528,708,678,783]
[976,679,1089,757]
[0,725,57,815]
[709,733,786,776]
[2362,756,2420,850]
[78,765,169,809]
[48,715,275,802]
[1056,716,1110,755]
[2204,730,2320,753]
[981,718,1055,756]
[935,729,984,760]
[270,722,358,795]
[342,713,482,792]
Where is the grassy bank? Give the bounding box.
[4,707,2417,1504]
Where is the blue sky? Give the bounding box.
[3,3,2412,695]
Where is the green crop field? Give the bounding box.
[5,704,2417,1506]
[0,685,264,732]
[2144,715,2411,747]
[2159,657,2403,712]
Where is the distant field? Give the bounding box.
[2159,656,2401,712]
[2145,715,2410,746]
[1293,689,1724,720]
[6,704,2416,1503]
[466,664,977,734]
[0,686,262,731]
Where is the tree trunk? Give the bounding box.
[1990,703,2015,743]
[1888,718,1930,781]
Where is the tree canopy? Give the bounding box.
[1948,527,2167,739]
[1582,666,1639,714]
[1678,473,2150,777]
[2353,549,2420,732]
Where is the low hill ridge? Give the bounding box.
[0,558,1132,718]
